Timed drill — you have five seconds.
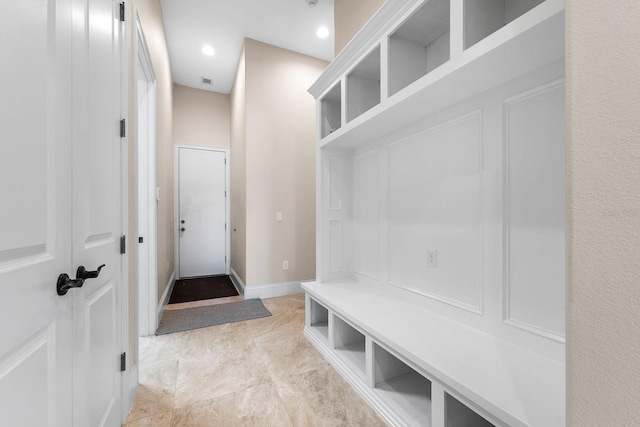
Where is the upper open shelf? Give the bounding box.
[464,0,546,49]
[320,82,342,138]
[389,0,450,96]
[311,0,564,149]
[347,46,381,122]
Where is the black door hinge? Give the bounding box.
[138,236,144,243]
[119,3,125,22]
[120,352,126,372]
[120,235,126,254]
[120,119,126,138]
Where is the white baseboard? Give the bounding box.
[157,270,175,326]
[244,280,307,300]
[229,267,245,296]
[229,269,308,300]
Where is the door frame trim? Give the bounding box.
[134,10,158,339]
[174,144,231,280]
[119,2,131,424]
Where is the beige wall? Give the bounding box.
[566,1,640,424]
[334,0,385,55]
[230,39,327,287]
[230,47,247,282]
[126,0,174,364]
[173,84,230,148]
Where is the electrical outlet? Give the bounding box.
[276,211,283,221]
[282,260,289,270]
[427,249,437,268]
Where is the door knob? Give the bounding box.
[57,274,84,296]
[181,227,186,232]
[181,220,185,224]
[76,264,106,280]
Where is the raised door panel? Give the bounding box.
[0,0,74,425]
[86,282,118,426]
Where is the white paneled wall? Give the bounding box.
[504,79,566,339]
[320,61,565,349]
[388,112,482,311]
[354,151,381,279]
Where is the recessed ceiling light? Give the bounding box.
[316,26,329,39]
[202,45,215,56]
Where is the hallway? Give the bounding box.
[125,295,385,426]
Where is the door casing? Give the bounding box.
[134,10,158,340]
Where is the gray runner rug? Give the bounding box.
[156,298,272,335]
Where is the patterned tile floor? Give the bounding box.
[124,294,386,426]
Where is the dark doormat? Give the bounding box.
[168,275,239,304]
[156,299,272,335]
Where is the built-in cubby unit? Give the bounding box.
[388,0,450,95]
[446,394,494,427]
[373,343,432,426]
[320,82,342,138]
[308,297,329,340]
[332,314,366,377]
[306,0,566,425]
[464,0,546,49]
[346,46,381,122]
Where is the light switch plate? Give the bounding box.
[276,211,283,221]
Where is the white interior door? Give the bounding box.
[71,0,124,426]
[0,0,74,425]
[178,147,227,278]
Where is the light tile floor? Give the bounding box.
[125,294,386,427]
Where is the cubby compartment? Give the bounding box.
[388,0,450,96]
[446,394,495,427]
[346,46,381,122]
[321,82,342,138]
[309,298,329,339]
[332,314,366,376]
[373,342,432,425]
[464,0,545,49]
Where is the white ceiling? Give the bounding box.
[160,0,335,94]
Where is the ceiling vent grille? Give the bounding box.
[201,77,212,85]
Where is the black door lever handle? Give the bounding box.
[57,274,84,296]
[76,264,106,280]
